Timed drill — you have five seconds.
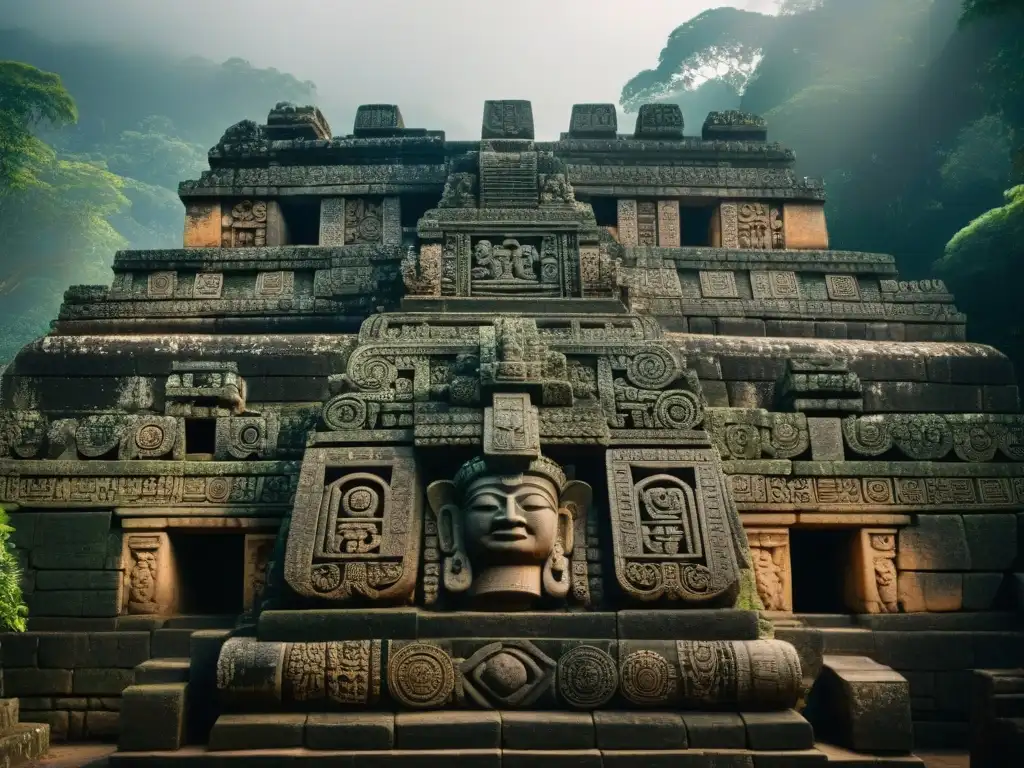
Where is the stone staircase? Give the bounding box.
[0,697,49,766]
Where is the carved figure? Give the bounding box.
[128,551,158,612]
[752,547,785,611]
[426,454,591,606]
[874,557,898,613]
[472,239,538,283]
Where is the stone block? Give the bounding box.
[188,629,231,744]
[1,633,39,666]
[53,697,88,710]
[819,628,875,656]
[30,512,113,570]
[38,632,149,669]
[17,697,53,711]
[681,712,746,748]
[502,711,594,750]
[418,611,615,639]
[305,712,394,750]
[935,670,973,715]
[973,632,1024,669]
[119,683,187,751]
[897,515,971,571]
[395,711,500,750]
[616,609,758,640]
[702,380,730,407]
[85,709,120,738]
[0,722,50,760]
[806,655,913,753]
[593,711,687,750]
[503,750,603,768]
[964,514,1017,571]
[964,573,1005,611]
[4,668,72,696]
[20,710,67,741]
[751,751,829,767]
[135,658,189,684]
[783,203,829,250]
[718,318,766,337]
[258,608,417,641]
[898,571,963,612]
[0,699,18,732]
[72,668,134,695]
[807,417,844,461]
[774,626,824,691]
[34,570,122,591]
[208,712,306,751]
[29,589,120,618]
[183,201,221,248]
[742,710,814,750]
[151,628,194,658]
[815,321,848,339]
[873,631,974,671]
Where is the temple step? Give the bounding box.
[135,658,190,685]
[0,700,50,768]
[795,614,859,628]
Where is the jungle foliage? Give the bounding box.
[0,29,316,361]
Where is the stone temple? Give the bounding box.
[0,99,1022,766]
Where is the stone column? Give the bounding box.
[846,528,898,614]
[382,197,402,246]
[747,528,792,612]
[319,197,346,245]
[243,533,276,612]
[617,199,639,246]
[657,200,681,247]
[783,203,829,249]
[183,202,222,248]
[264,201,289,246]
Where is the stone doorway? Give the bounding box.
[789,527,854,613]
[168,531,245,615]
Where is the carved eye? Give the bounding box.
[518,495,551,512]
[469,495,502,513]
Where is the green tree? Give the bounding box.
[0,60,77,192]
[0,508,28,633]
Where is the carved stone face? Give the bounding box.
[461,474,561,563]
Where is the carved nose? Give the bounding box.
[493,497,528,527]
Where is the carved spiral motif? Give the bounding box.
[135,424,165,451]
[342,486,379,518]
[863,478,892,504]
[626,346,678,390]
[149,273,173,294]
[206,477,232,503]
[239,425,261,447]
[771,418,806,458]
[1000,427,1024,461]
[624,562,662,590]
[322,396,368,431]
[620,650,676,706]
[681,564,713,594]
[724,424,760,459]
[357,214,382,242]
[387,643,455,709]
[654,391,701,431]
[348,354,398,392]
[557,646,618,709]
[310,563,342,593]
[954,425,999,462]
[842,416,892,456]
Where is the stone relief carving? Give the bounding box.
[345,199,384,245]
[747,529,791,612]
[606,448,743,605]
[843,413,1024,462]
[222,200,267,247]
[426,453,591,607]
[284,447,421,604]
[737,203,783,249]
[706,409,809,461]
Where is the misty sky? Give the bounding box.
[0,0,781,138]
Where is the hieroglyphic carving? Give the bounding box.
[706,409,808,460]
[215,414,279,460]
[255,271,294,297]
[719,202,740,249]
[620,650,677,706]
[121,417,180,460]
[617,199,639,246]
[284,642,326,702]
[699,271,738,299]
[750,271,800,300]
[737,203,783,249]
[387,642,455,709]
[606,448,742,605]
[460,640,556,708]
[483,392,540,460]
[284,447,421,603]
[319,197,346,245]
[147,272,176,299]
[825,274,861,301]
[217,638,287,708]
[843,414,1024,462]
[192,272,223,299]
[657,200,681,247]
[637,201,658,246]
[675,640,801,710]
[344,198,383,245]
[327,640,381,705]
[557,645,618,709]
[746,529,791,612]
[222,200,267,247]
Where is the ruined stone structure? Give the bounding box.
[1,99,1022,765]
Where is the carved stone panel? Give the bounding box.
[284,446,421,604]
[255,271,294,298]
[657,200,681,247]
[344,199,384,245]
[617,200,639,247]
[319,197,346,245]
[718,203,739,249]
[637,201,658,246]
[825,274,862,302]
[750,271,800,300]
[382,197,402,246]
[746,528,792,612]
[147,272,176,299]
[123,532,174,616]
[193,272,224,299]
[222,200,268,247]
[483,392,540,461]
[699,271,738,299]
[846,528,898,614]
[606,448,742,605]
[737,203,784,250]
[243,533,276,612]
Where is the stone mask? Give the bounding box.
[427,455,591,603]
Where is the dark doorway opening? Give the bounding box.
[279,197,321,245]
[590,197,618,228]
[789,528,852,613]
[401,194,437,228]
[680,204,716,246]
[169,532,244,614]
[184,418,217,458]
